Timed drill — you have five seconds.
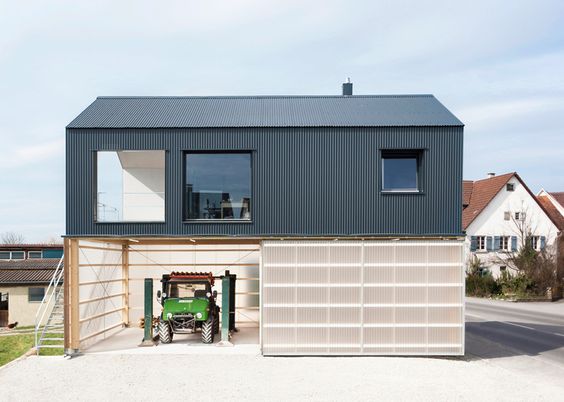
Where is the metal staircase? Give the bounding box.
[35,255,65,353]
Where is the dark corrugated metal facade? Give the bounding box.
[66,126,463,237]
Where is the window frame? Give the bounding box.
[93,150,167,224]
[28,251,43,259]
[476,236,487,252]
[500,236,511,252]
[28,287,45,303]
[0,251,25,260]
[506,183,515,191]
[380,150,423,194]
[531,235,540,250]
[183,150,254,223]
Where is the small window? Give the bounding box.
[500,236,511,251]
[503,211,510,221]
[531,236,540,250]
[0,251,24,260]
[185,152,252,220]
[500,266,507,272]
[506,183,514,191]
[28,287,45,303]
[28,251,42,259]
[476,236,486,251]
[381,151,420,192]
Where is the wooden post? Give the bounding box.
[122,243,129,327]
[69,239,80,352]
[63,238,70,352]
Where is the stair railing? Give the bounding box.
[35,255,65,351]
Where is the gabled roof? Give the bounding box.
[0,259,61,285]
[549,192,564,208]
[462,173,515,229]
[462,180,473,207]
[537,194,564,230]
[462,172,562,231]
[67,95,463,129]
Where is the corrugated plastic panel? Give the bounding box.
[66,126,463,237]
[261,240,464,356]
[67,95,463,128]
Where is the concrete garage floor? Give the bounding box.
[85,326,260,355]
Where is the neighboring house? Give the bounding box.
[0,245,63,327]
[462,173,561,278]
[62,82,465,356]
[536,190,564,281]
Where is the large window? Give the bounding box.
[382,151,420,192]
[0,251,25,260]
[96,151,165,222]
[185,152,251,220]
[28,287,45,303]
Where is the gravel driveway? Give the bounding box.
[1,352,563,401]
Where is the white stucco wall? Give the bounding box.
[0,285,56,327]
[122,167,165,221]
[465,176,559,277]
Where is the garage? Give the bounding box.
[261,240,464,355]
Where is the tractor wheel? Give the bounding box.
[213,313,220,335]
[202,318,214,344]
[158,321,172,344]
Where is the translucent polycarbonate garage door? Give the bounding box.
[261,240,464,356]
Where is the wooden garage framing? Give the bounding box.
[63,237,261,353]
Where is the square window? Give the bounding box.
[506,183,515,191]
[185,152,252,220]
[28,287,45,302]
[96,151,165,222]
[381,151,420,192]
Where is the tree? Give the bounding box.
[497,207,557,295]
[1,231,25,244]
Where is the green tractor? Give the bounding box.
[157,272,220,344]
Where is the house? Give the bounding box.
[0,244,63,327]
[536,190,564,282]
[462,173,561,278]
[60,82,465,356]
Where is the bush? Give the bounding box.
[497,270,537,297]
[465,256,500,297]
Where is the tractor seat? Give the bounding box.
[194,289,207,298]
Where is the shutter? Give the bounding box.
[486,236,493,251]
[470,236,477,252]
[493,236,500,251]
[511,236,517,251]
[540,236,546,250]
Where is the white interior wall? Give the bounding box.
[118,151,165,222]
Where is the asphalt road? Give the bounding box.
[465,297,564,383]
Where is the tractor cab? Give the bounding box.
[157,272,220,344]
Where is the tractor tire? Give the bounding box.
[158,321,172,344]
[213,313,220,335]
[202,318,214,344]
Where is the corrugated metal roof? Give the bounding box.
[0,259,60,284]
[67,95,463,129]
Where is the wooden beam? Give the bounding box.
[78,244,123,252]
[78,292,126,305]
[70,239,80,351]
[63,238,70,351]
[122,244,130,327]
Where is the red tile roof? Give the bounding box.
[462,180,473,207]
[537,195,564,230]
[462,173,515,229]
[549,192,564,208]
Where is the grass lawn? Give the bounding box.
[0,333,63,367]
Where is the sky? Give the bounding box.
[0,0,563,242]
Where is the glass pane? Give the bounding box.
[97,151,165,222]
[29,287,45,302]
[28,251,43,259]
[11,251,25,259]
[383,157,417,191]
[0,252,10,259]
[185,153,251,220]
